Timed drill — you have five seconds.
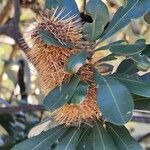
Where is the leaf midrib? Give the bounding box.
[101,0,140,41]
[64,130,78,150]
[67,51,87,71]
[102,77,125,123]
[115,76,149,86]
[108,125,130,149]
[32,127,65,150]
[95,122,105,150]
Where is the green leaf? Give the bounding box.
[144,11,150,24]
[116,59,139,75]
[56,128,80,150]
[100,0,150,41]
[94,70,134,125]
[43,75,80,110]
[96,63,114,74]
[109,39,146,56]
[113,75,150,98]
[39,30,63,46]
[69,82,89,104]
[92,121,117,150]
[76,127,93,150]
[28,116,58,138]
[142,44,150,57]
[45,0,63,9]
[66,51,89,74]
[131,54,150,71]
[83,0,109,41]
[133,95,150,111]
[45,0,80,20]
[140,73,150,83]
[134,98,150,111]
[39,30,73,48]
[98,54,117,62]
[12,125,66,150]
[106,123,142,150]
[95,40,125,51]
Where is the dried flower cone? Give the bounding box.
[26,9,101,126]
[27,45,72,94]
[53,86,101,126]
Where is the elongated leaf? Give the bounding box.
[83,0,109,41]
[39,30,62,46]
[56,128,79,150]
[142,44,150,57]
[39,30,73,48]
[76,127,93,150]
[144,11,150,24]
[109,39,146,56]
[45,0,80,20]
[43,75,80,110]
[116,59,139,75]
[131,54,150,71]
[28,116,58,138]
[69,82,89,104]
[140,73,150,83]
[134,95,150,111]
[12,125,66,150]
[106,123,142,150]
[94,70,134,125]
[96,63,114,74]
[100,0,150,41]
[95,40,126,51]
[66,51,89,73]
[93,121,117,150]
[114,75,150,98]
[98,54,117,62]
[134,99,150,111]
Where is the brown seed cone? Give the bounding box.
[26,44,73,94]
[53,86,101,126]
[26,9,101,126]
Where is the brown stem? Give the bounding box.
[0,0,29,52]
[0,105,45,114]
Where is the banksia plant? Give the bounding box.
[12,0,150,149]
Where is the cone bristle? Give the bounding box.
[30,9,93,50]
[26,45,75,94]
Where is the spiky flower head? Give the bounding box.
[26,8,101,126]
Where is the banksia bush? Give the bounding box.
[12,0,150,149]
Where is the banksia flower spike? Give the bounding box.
[26,6,102,126]
[27,8,92,93]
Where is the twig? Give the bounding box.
[0,0,29,52]
[13,0,20,28]
[131,116,150,124]
[0,98,11,106]
[18,59,28,100]
[138,133,150,142]
[0,104,45,114]
[0,24,8,35]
